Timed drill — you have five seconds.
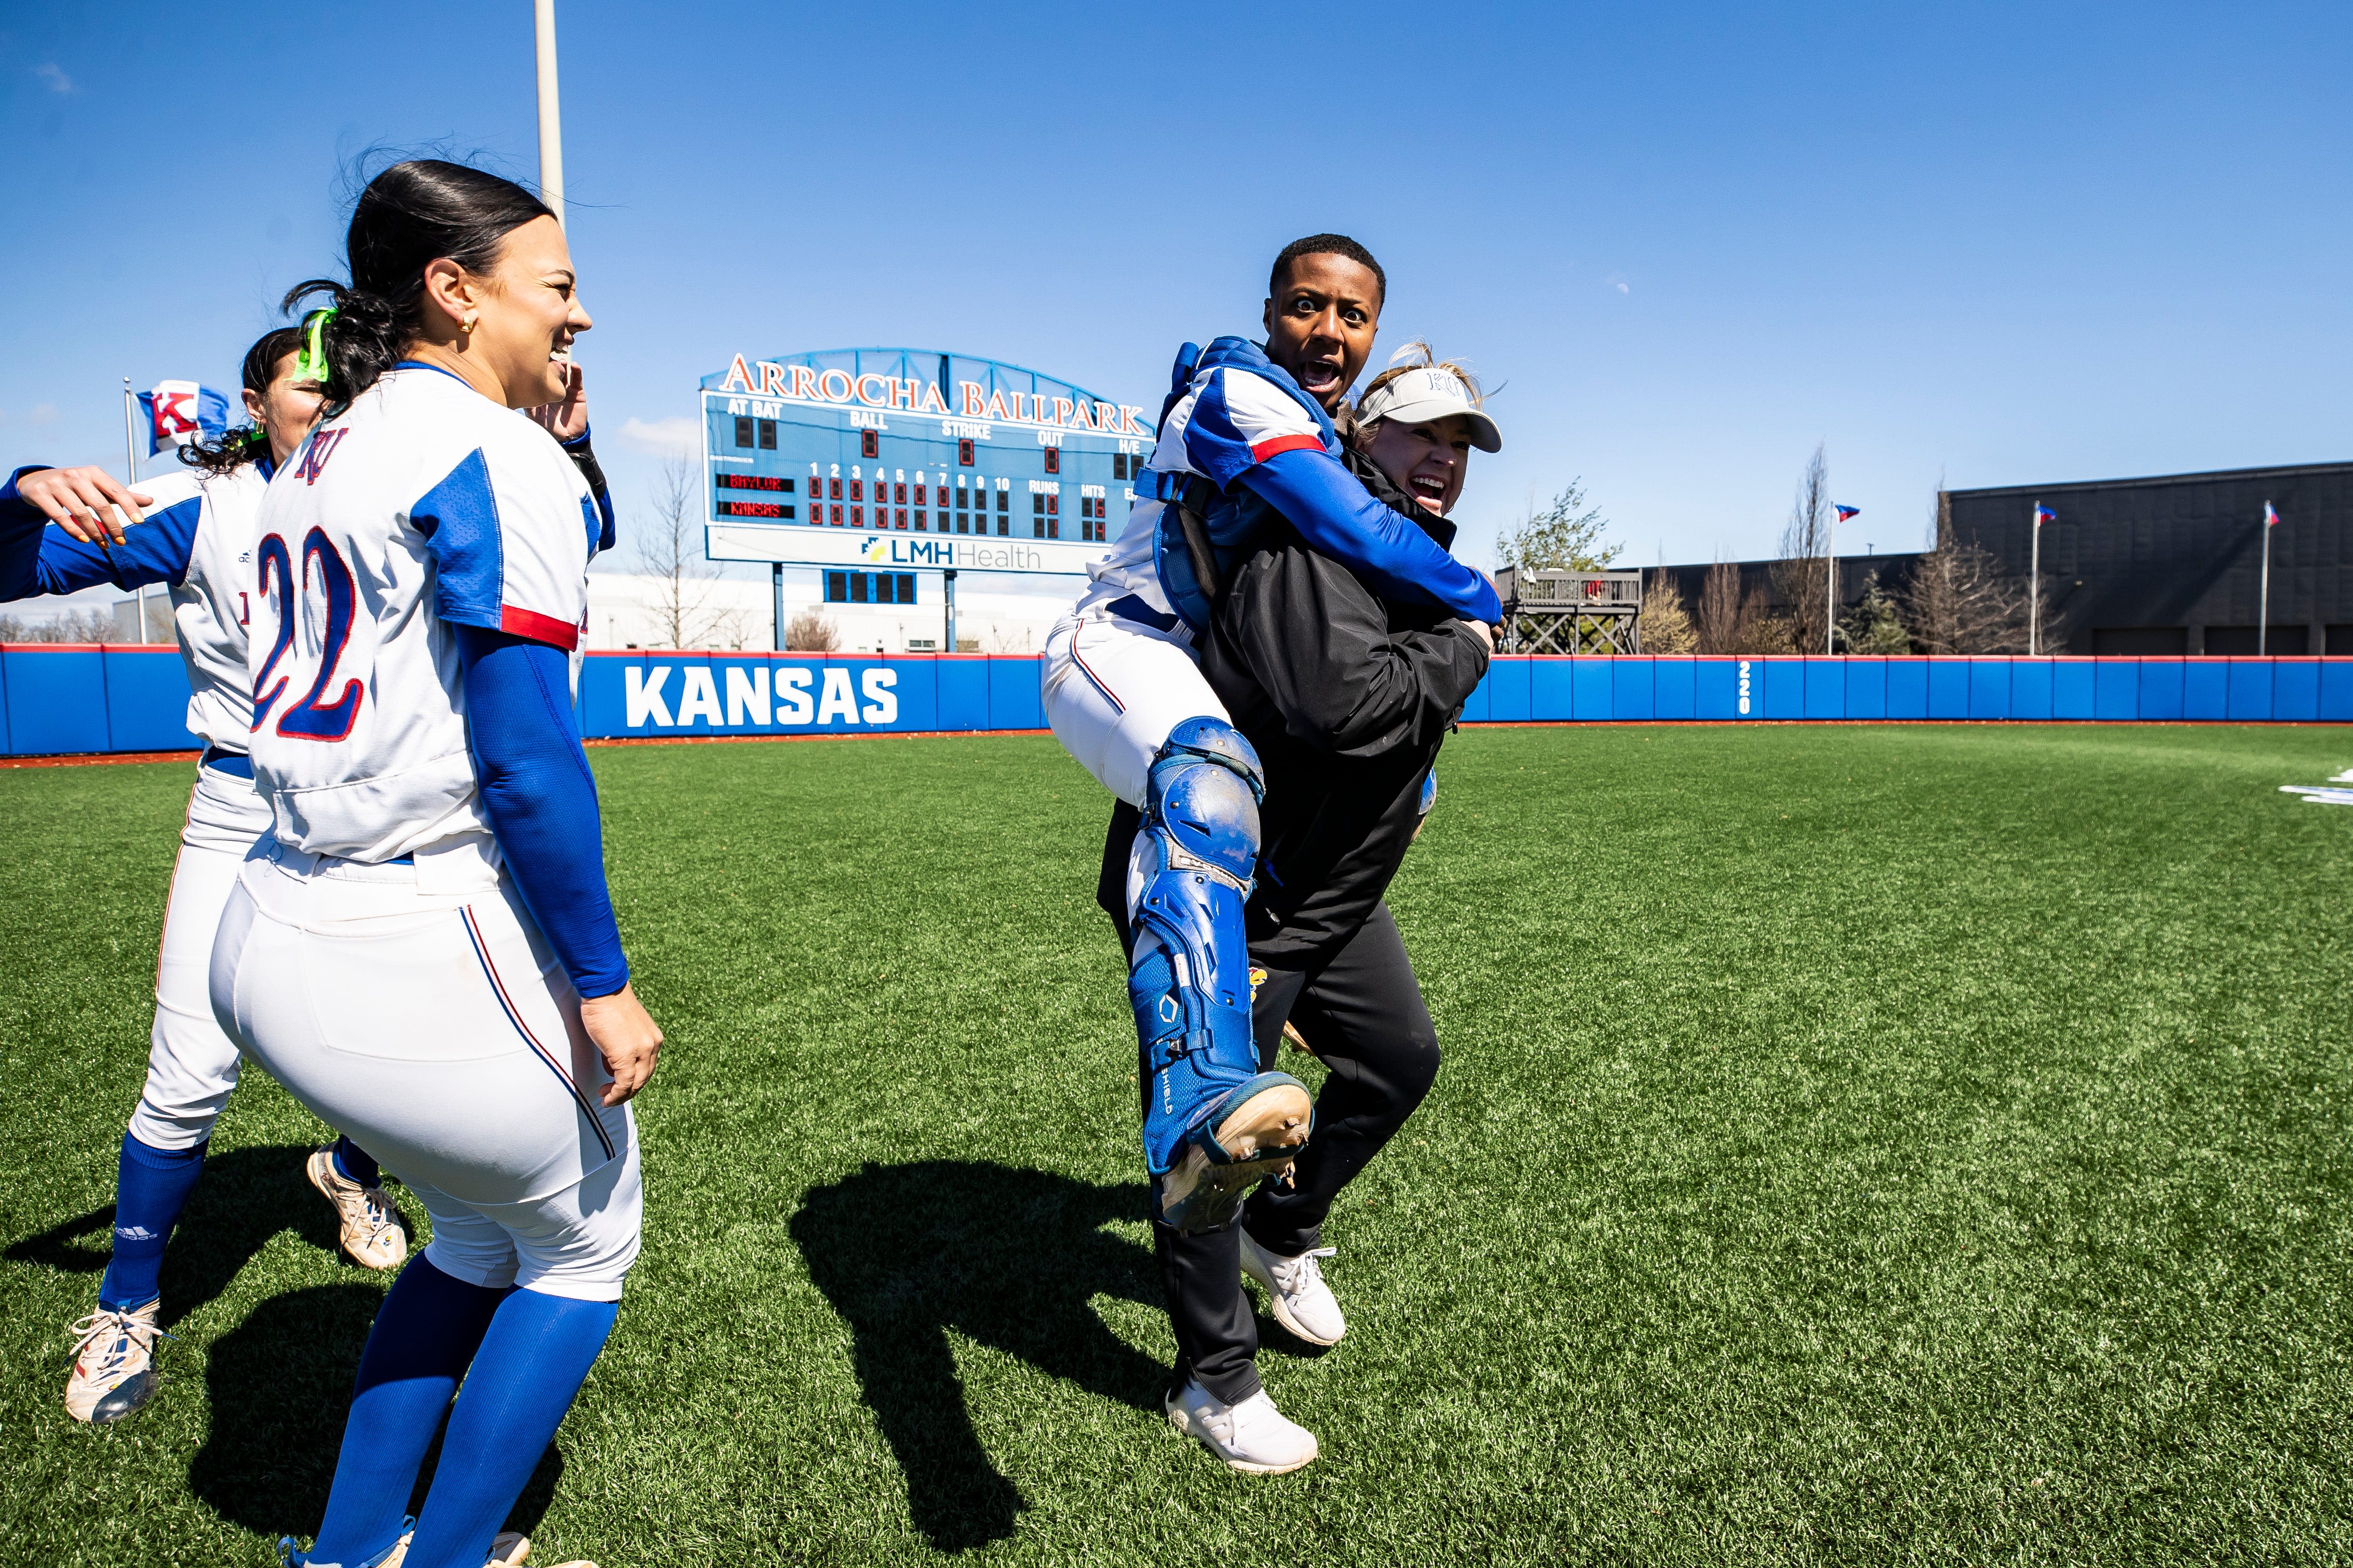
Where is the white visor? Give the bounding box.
[1356,366,1502,452]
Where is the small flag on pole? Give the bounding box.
[2264,501,2280,527]
[134,381,231,455]
[1834,504,1859,522]
[2033,505,2056,526]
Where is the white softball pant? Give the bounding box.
[210,841,641,1301]
[1041,611,1231,808]
[127,759,275,1152]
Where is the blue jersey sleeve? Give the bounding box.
[456,625,630,998]
[1236,447,1503,624]
[0,466,200,601]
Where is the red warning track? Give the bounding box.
[1,749,203,770]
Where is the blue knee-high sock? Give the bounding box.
[98,1134,207,1311]
[330,1134,381,1190]
[401,1289,619,1568]
[305,1257,506,1568]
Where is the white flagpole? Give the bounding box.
[1823,522,1835,655]
[121,379,146,643]
[2029,503,2041,657]
[2259,502,2272,656]
[534,0,565,228]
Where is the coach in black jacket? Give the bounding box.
[1102,442,1493,1429]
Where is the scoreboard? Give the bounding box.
[700,347,1155,580]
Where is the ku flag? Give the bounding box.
[2034,505,2057,526]
[136,381,230,455]
[2265,501,2281,527]
[1834,504,1860,522]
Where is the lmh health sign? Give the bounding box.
[700,347,1154,578]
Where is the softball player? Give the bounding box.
[211,158,652,1568]
[1040,238,1495,1235]
[2,330,413,1426]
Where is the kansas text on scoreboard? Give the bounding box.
[701,348,1155,579]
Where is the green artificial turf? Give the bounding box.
[4,723,2353,1565]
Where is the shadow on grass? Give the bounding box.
[792,1160,1164,1553]
[9,1142,553,1547]
[186,1283,561,1546]
[2,1142,404,1329]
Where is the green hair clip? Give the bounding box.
[293,307,337,387]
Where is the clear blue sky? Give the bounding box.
[3,1,2345,574]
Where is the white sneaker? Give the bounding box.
[365,1525,532,1566]
[63,1299,165,1423]
[307,1147,408,1271]
[1164,1380,1318,1474]
[1239,1231,1345,1346]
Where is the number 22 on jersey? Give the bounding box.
[252,528,365,742]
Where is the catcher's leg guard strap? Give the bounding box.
[1130,718,1271,1178]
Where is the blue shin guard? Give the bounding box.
[1129,718,1311,1231]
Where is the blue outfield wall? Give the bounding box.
[567,653,2353,741]
[4,648,2351,756]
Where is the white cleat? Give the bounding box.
[1164,1379,1318,1475]
[1239,1231,1346,1347]
[307,1147,409,1271]
[370,1526,532,1566]
[64,1299,165,1423]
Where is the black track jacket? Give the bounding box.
[1196,452,1491,965]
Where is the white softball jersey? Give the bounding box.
[1072,363,1324,624]
[247,363,599,863]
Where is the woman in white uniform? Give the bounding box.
[1,331,413,1428]
[210,158,656,1568]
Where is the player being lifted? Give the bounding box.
[1,332,422,1425]
[1040,236,1501,1466]
[210,159,653,1568]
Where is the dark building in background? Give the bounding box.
[1656,461,2353,655]
[1942,463,2353,655]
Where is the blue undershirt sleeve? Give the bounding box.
[0,468,197,600]
[1236,447,1502,624]
[456,625,630,998]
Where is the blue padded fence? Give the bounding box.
[4,648,2348,757]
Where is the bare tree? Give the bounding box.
[633,455,746,650]
[0,608,119,643]
[1904,489,2029,653]
[1740,590,1795,654]
[1638,570,1696,653]
[1693,562,1743,654]
[1769,443,1833,654]
[784,607,839,651]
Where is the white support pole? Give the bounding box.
[944,569,958,652]
[2029,502,2041,657]
[534,0,565,228]
[121,379,145,643]
[772,562,785,651]
[2259,502,2272,656]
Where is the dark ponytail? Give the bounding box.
[180,326,305,477]
[282,158,554,416]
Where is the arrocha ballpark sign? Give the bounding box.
[699,347,1155,577]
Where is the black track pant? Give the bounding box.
[1154,902,1441,1404]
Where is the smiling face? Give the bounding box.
[243,352,326,467]
[477,215,590,408]
[1361,412,1475,516]
[1261,252,1382,412]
